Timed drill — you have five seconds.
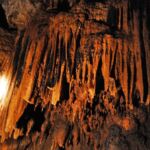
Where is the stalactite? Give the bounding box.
[0,0,149,149]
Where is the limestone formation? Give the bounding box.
[0,0,149,149]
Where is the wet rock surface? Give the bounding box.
[0,0,149,149]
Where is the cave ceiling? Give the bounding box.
[0,0,149,150]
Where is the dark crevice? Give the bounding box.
[46,47,54,88]
[128,0,134,29]
[95,57,104,94]
[132,57,139,107]
[16,36,30,87]
[17,104,45,134]
[29,72,38,101]
[40,34,49,65]
[85,0,106,4]
[39,35,49,92]
[67,29,73,73]
[29,42,38,73]
[109,49,112,71]
[60,66,70,101]
[107,6,119,30]
[51,33,59,85]
[120,7,123,30]
[132,89,140,107]
[139,5,148,102]
[0,5,9,30]
[57,0,70,12]
[127,49,131,102]
[84,64,88,82]
[146,0,150,34]
[54,32,60,66]
[72,32,81,79]
[44,45,52,87]
[60,38,65,65]
[12,31,25,76]
[115,82,126,114]
[110,46,117,78]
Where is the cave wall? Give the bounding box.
[0,0,149,149]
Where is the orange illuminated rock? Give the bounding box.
[0,0,149,149]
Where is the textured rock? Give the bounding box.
[0,0,149,149]
[1,0,41,29]
[1,0,81,29]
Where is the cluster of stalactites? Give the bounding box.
[0,0,149,141]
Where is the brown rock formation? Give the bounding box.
[0,0,149,149]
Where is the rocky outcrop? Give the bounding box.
[1,0,81,29]
[0,0,149,149]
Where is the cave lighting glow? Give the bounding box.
[0,75,9,104]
